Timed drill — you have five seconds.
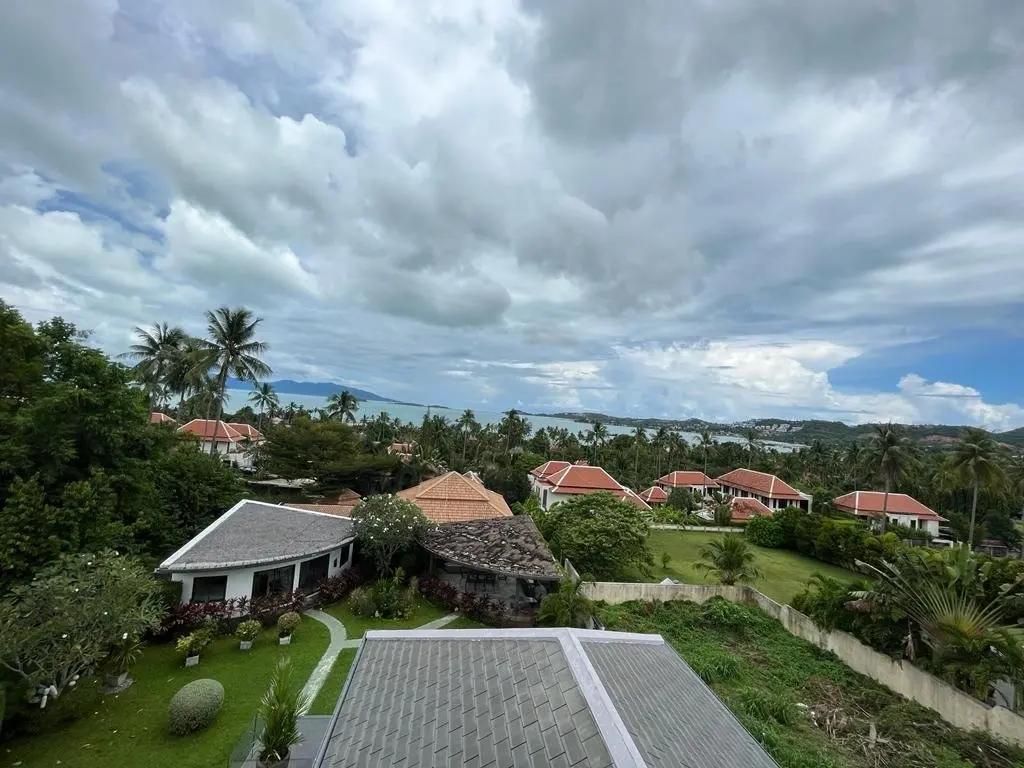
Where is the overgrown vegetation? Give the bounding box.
[598,598,1024,768]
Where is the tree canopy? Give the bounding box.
[351,495,432,574]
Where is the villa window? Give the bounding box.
[190,575,227,603]
[298,554,330,592]
[252,564,296,597]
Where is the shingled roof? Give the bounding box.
[419,516,560,580]
[398,471,512,523]
[656,470,719,489]
[315,628,779,768]
[717,468,805,501]
[834,491,946,521]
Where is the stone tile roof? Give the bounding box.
[316,629,778,768]
[397,471,513,523]
[159,500,354,572]
[717,468,804,500]
[419,516,561,580]
[656,470,719,488]
[834,491,946,521]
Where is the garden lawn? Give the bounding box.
[1,620,329,768]
[309,648,358,715]
[646,530,858,604]
[323,595,448,638]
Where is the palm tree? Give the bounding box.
[249,382,279,434]
[536,579,595,629]
[651,427,670,477]
[590,420,609,463]
[166,336,212,411]
[458,409,478,464]
[863,423,915,531]
[695,536,762,586]
[743,427,759,465]
[121,322,187,408]
[698,427,715,478]
[846,441,864,490]
[632,426,647,483]
[325,390,358,422]
[499,409,530,454]
[200,307,271,444]
[948,428,1006,549]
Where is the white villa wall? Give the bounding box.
[197,439,256,470]
[172,543,353,604]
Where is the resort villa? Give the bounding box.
[638,485,668,505]
[157,499,355,604]
[716,468,812,511]
[176,418,264,470]
[398,471,513,523]
[655,470,719,496]
[833,490,948,537]
[529,461,651,512]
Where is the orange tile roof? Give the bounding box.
[656,470,719,488]
[730,497,772,522]
[541,464,625,494]
[717,468,804,501]
[177,419,244,443]
[640,486,669,504]
[834,491,945,521]
[622,487,653,511]
[530,460,571,479]
[397,472,513,524]
[227,422,263,441]
[150,411,177,425]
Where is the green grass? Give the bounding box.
[1,619,330,768]
[645,530,858,604]
[309,648,357,715]
[598,598,1023,768]
[323,595,449,638]
[440,617,487,629]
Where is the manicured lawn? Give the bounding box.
[1,620,330,768]
[323,595,449,638]
[309,648,357,715]
[645,530,859,604]
[440,617,488,629]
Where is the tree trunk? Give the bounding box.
[210,365,229,455]
[968,480,980,550]
[881,476,891,533]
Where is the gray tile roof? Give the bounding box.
[419,516,561,580]
[583,639,779,768]
[159,500,355,572]
[315,629,778,768]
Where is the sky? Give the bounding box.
[2,1,1024,430]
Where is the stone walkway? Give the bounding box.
[301,610,460,700]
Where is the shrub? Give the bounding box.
[735,688,797,726]
[175,623,214,658]
[168,679,225,736]
[348,587,376,617]
[277,612,301,637]
[688,649,741,683]
[745,515,784,548]
[349,570,415,619]
[699,597,753,632]
[314,568,364,606]
[236,619,261,642]
[351,495,432,574]
[418,576,458,609]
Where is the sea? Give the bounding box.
[223,389,797,451]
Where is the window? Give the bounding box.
[252,564,296,598]
[191,575,227,603]
[299,554,330,592]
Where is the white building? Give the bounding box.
[655,470,720,497]
[528,460,651,512]
[177,419,264,470]
[716,468,812,511]
[157,500,355,604]
[833,491,947,538]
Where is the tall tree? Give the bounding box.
[863,423,915,531]
[743,427,759,465]
[458,409,478,465]
[590,420,609,463]
[200,307,271,448]
[948,428,1006,549]
[698,427,715,478]
[632,426,647,484]
[121,323,187,409]
[325,390,358,423]
[249,382,279,434]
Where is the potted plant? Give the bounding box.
[104,632,143,690]
[236,619,261,651]
[277,612,300,646]
[176,627,213,667]
[257,658,310,767]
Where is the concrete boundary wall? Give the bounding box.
[649,524,740,533]
[582,580,1024,747]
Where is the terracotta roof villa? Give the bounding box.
[398,471,513,524]
[716,468,812,511]
[150,411,177,425]
[834,491,948,538]
[177,418,263,470]
[529,461,651,512]
[655,470,719,494]
[313,627,779,768]
[639,486,668,505]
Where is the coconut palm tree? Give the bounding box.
[695,536,762,586]
[121,323,187,408]
[863,423,916,531]
[947,428,1006,549]
[632,426,647,483]
[651,427,670,477]
[458,409,478,464]
[536,579,595,629]
[698,427,715,478]
[249,382,279,434]
[590,420,609,463]
[846,440,864,490]
[325,390,358,422]
[742,427,759,465]
[200,307,271,448]
[498,409,530,454]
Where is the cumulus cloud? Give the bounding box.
[1,0,1023,427]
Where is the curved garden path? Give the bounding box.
[301,609,459,700]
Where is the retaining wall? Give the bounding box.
[582,580,1024,747]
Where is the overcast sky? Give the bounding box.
[2,1,1024,428]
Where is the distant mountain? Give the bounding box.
[227,378,395,403]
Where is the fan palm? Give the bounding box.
[863,423,916,531]
[249,382,279,434]
[695,536,762,586]
[325,390,358,422]
[121,323,187,408]
[947,428,1006,549]
[200,307,271,441]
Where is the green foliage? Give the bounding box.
[536,580,594,628]
[104,632,144,675]
[666,487,698,511]
[276,612,301,637]
[699,596,756,631]
[353,495,432,575]
[538,492,654,580]
[236,619,262,642]
[176,625,215,658]
[712,502,732,527]
[167,679,225,736]
[688,648,741,683]
[0,551,164,697]
[744,515,785,547]
[257,658,310,764]
[736,688,797,725]
[695,536,762,586]
[349,570,416,619]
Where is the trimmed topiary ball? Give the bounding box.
[168,678,225,736]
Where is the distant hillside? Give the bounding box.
[227,378,395,403]
[541,411,1024,450]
